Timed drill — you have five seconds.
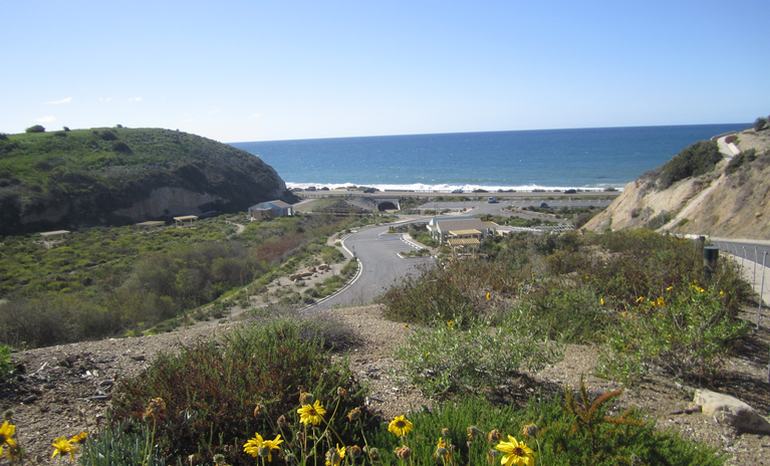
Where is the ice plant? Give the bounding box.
[297,399,326,426]
[0,420,18,459]
[51,436,76,461]
[495,435,535,466]
[388,415,413,438]
[243,433,283,463]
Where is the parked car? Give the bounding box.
[488,196,498,203]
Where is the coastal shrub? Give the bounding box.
[726,148,757,174]
[78,421,167,466]
[112,141,132,154]
[754,117,768,131]
[513,283,607,344]
[599,285,747,383]
[25,124,45,133]
[397,320,561,398]
[366,395,722,465]
[645,210,672,229]
[99,129,118,140]
[656,141,722,189]
[381,267,476,325]
[0,344,12,381]
[109,319,370,464]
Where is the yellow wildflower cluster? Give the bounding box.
[0,420,20,461]
[51,431,88,461]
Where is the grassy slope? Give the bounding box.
[0,127,292,234]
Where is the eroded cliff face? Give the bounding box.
[112,187,224,219]
[584,129,770,240]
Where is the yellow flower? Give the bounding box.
[387,415,413,437]
[635,296,645,304]
[69,431,88,444]
[434,436,453,463]
[51,436,77,460]
[325,444,346,466]
[486,291,492,301]
[690,284,705,293]
[666,285,674,292]
[1,420,18,458]
[447,319,455,329]
[719,290,726,297]
[297,399,326,426]
[599,297,605,306]
[495,435,534,466]
[655,296,665,307]
[243,433,283,462]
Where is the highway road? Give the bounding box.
[710,239,770,267]
[416,198,612,217]
[306,222,435,311]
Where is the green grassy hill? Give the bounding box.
[0,127,295,234]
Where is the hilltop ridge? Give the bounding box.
[0,127,295,235]
[584,125,770,239]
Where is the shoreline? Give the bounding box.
[286,181,623,194]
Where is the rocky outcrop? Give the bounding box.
[584,128,770,240]
[693,389,770,434]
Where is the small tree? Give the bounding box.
[25,125,45,133]
[754,117,768,131]
[63,126,71,132]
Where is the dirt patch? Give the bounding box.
[3,303,769,464]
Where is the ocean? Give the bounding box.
[232,124,746,192]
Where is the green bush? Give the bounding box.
[725,148,757,174]
[78,421,167,466]
[0,344,13,381]
[513,284,607,343]
[753,117,768,131]
[109,319,370,464]
[367,395,722,465]
[599,285,747,382]
[397,321,561,398]
[25,124,45,133]
[657,141,722,189]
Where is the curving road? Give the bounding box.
[306,222,435,311]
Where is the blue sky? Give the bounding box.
[2,0,768,142]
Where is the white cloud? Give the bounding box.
[249,112,262,119]
[45,97,72,105]
[128,96,143,102]
[99,97,113,103]
[36,115,57,123]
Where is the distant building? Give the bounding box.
[173,215,199,226]
[426,216,493,242]
[248,200,294,220]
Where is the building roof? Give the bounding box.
[253,199,293,209]
[447,238,481,247]
[40,230,70,237]
[135,221,165,227]
[448,229,482,236]
[433,217,486,233]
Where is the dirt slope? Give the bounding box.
[585,128,770,239]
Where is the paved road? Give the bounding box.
[416,198,612,217]
[306,223,435,311]
[710,239,770,267]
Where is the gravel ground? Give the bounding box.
[2,304,769,464]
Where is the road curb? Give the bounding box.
[301,235,363,312]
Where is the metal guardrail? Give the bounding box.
[709,239,768,329]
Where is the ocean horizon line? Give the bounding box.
[230,122,747,145]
